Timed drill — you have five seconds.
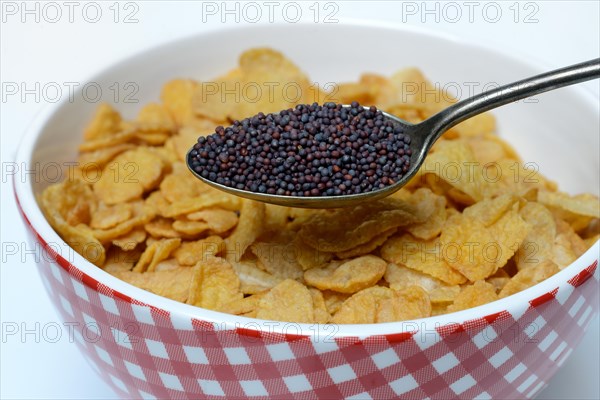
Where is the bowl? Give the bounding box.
[14,22,599,399]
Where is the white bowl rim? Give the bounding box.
[14,21,600,339]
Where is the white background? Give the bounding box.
[1,1,599,399]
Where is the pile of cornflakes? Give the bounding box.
[40,48,600,324]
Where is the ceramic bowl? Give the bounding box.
[15,22,599,399]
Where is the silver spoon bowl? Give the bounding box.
[188,58,599,208]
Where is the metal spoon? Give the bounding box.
[188,58,599,208]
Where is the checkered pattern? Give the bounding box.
[21,211,599,399]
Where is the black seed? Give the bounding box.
[188,102,412,197]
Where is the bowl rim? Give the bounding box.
[14,21,600,339]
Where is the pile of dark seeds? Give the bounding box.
[188,102,412,197]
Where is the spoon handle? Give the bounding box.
[425,58,600,146]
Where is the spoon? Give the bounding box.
[188,58,599,208]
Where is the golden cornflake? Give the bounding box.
[136,103,176,133]
[250,232,303,279]
[264,204,293,232]
[385,262,441,291]
[187,257,242,311]
[160,79,199,126]
[230,260,284,294]
[93,148,164,204]
[386,263,460,305]
[93,202,154,243]
[41,180,105,267]
[91,203,132,230]
[331,286,393,324]
[79,130,137,153]
[186,208,239,233]
[499,259,559,298]
[112,268,193,303]
[403,188,448,240]
[538,191,600,219]
[173,236,225,266]
[133,238,181,273]
[322,291,351,316]
[192,48,317,122]
[515,202,556,270]
[256,279,314,323]
[225,200,265,262]
[299,198,420,253]
[162,193,242,218]
[487,269,511,293]
[83,103,122,141]
[447,280,498,312]
[78,144,135,169]
[376,286,432,323]
[551,219,588,269]
[159,169,212,203]
[112,228,147,251]
[294,235,333,271]
[335,228,397,259]
[310,288,331,324]
[440,197,530,281]
[420,140,494,202]
[172,220,210,236]
[381,234,467,285]
[145,217,181,239]
[221,292,266,316]
[304,256,387,294]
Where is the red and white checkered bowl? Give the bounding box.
[15,23,599,399]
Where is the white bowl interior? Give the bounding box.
[17,23,600,336]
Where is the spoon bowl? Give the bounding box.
[188,58,599,208]
[187,107,425,208]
